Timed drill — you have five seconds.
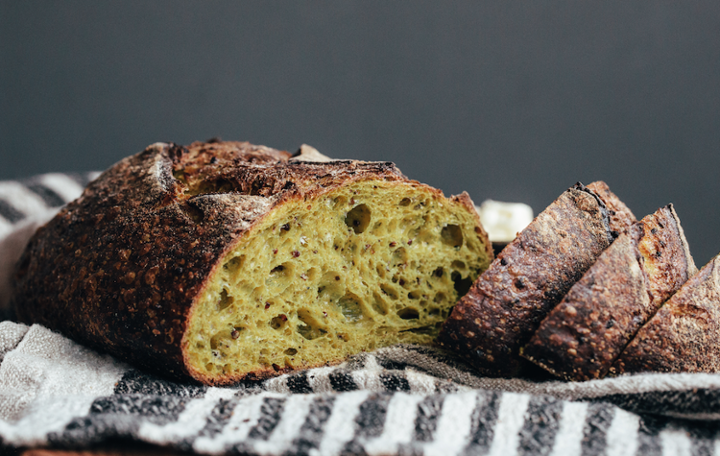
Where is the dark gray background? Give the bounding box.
[2,2,719,264]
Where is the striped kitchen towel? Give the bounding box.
[0,172,99,315]
[1,173,719,455]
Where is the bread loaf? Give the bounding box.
[521,205,696,380]
[612,253,720,374]
[11,141,493,385]
[437,182,634,376]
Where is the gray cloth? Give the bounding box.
[0,174,719,455]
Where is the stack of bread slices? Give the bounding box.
[440,181,720,381]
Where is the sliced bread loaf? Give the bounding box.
[521,205,696,380]
[612,253,720,375]
[438,182,634,376]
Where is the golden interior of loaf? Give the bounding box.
[183,179,491,381]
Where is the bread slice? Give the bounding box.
[437,182,634,376]
[521,205,696,380]
[584,181,636,235]
[612,253,720,374]
[11,141,493,385]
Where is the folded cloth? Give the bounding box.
[0,172,99,315]
[1,174,719,455]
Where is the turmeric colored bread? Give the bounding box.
[612,253,720,375]
[437,182,634,377]
[522,205,696,381]
[11,141,493,385]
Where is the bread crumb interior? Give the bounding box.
[183,179,491,381]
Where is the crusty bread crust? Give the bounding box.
[12,141,492,383]
[437,183,628,376]
[585,181,636,235]
[612,254,720,374]
[521,234,647,380]
[522,205,696,380]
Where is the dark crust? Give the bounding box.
[521,234,647,380]
[521,205,695,381]
[634,204,698,308]
[12,141,487,384]
[437,182,619,377]
[585,181,637,234]
[612,254,720,374]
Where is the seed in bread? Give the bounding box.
[437,182,634,376]
[11,141,493,385]
[521,205,696,380]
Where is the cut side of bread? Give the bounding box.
[12,141,493,385]
[184,179,490,382]
[437,182,635,376]
[521,205,696,380]
[612,253,720,374]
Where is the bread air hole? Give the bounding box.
[332,196,347,209]
[267,262,294,288]
[391,247,407,266]
[451,260,466,271]
[210,334,227,351]
[271,314,288,330]
[337,292,367,322]
[375,264,387,279]
[217,289,233,311]
[441,224,464,248]
[397,307,420,320]
[345,204,371,234]
[380,284,399,300]
[317,272,344,301]
[371,291,389,315]
[223,255,245,275]
[452,271,473,297]
[370,221,386,236]
[297,309,327,340]
[413,200,428,211]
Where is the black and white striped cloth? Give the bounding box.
[1,173,720,455]
[0,172,99,236]
[0,172,100,315]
